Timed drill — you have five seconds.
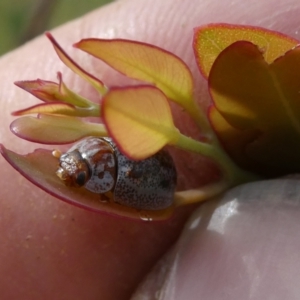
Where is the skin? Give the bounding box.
[1,0,300,299]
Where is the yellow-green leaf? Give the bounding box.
[46,33,106,94]
[209,41,300,176]
[10,114,107,144]
[194,23,299,78]
[102,86,179,159]
[12,102,99,117]
[13,103,75,116]
[74,38,194,107]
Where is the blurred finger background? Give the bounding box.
[0,0,113,55]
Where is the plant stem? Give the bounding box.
[174,133,259,185]
[181,96,228,146]
[76,105,100,117]
[174,178,230,206]
[185,100,214,139]
[84,122,108,136]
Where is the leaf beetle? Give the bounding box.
[56,137,177,210]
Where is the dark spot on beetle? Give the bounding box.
[97,172,106,179]
[159,179,171,189]
[75,171,87,186]
[127,167,144,179]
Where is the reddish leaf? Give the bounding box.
[15,79,61,102]
[194,23,299,78]
[0,145,174,220]
[15,73,96,108]
[209,41,300,176]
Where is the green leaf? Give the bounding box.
[10,114,107,144]
[74,38,194,107]
[194,23,299,78]
[209,41,300,176]
[102,86,180,159]
[0,145,174,220]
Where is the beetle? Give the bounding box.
[56,137,177,210]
